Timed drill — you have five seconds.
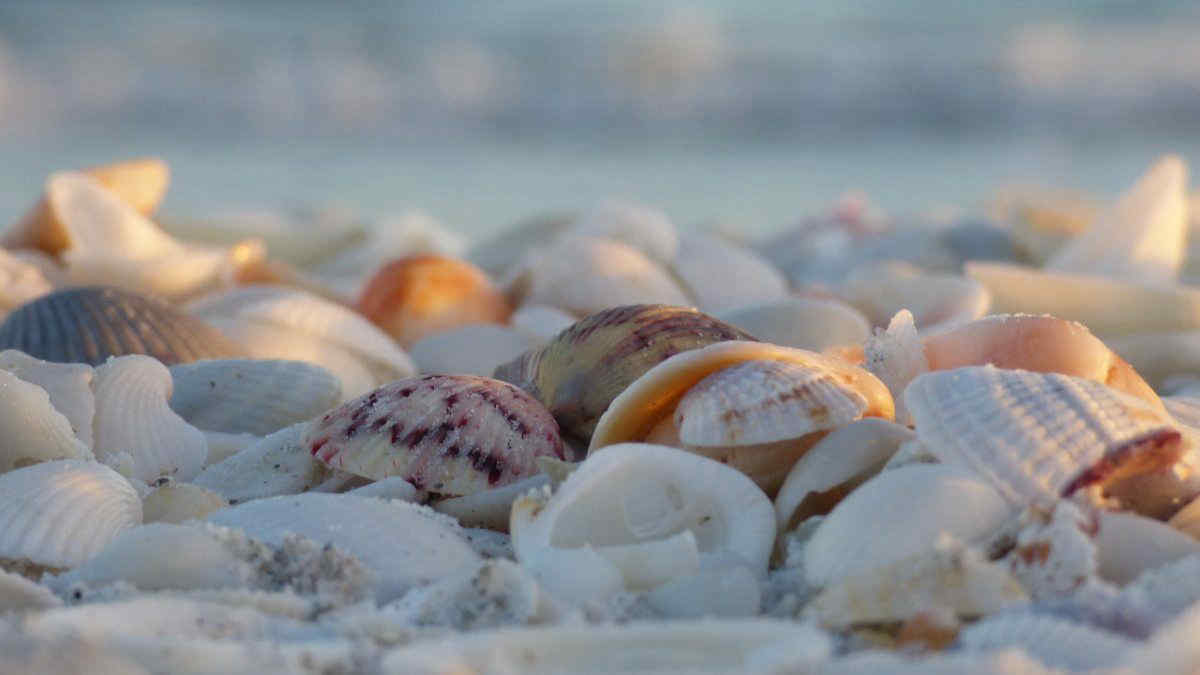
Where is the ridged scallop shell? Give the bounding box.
[0,286,243,367]
[958,614,1137,672]
[903,366,1185,507]
[511,443,775,604]
[187,284,416,398]
[0,369,91,473]
[669,233,788,313]
[92,355,208,483]
[840,262,991,333]
[495,304,755,443]
[409,324,532,377]
[381,620,831,675]
[717,297,870,352]
[168,359,342,435]
[803,464,1012,588]
[193,423,330,504]
[0,350,95,447]
[303,375,565,496]
[0,460,141,569]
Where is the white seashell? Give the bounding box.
[383,559,554,631]
[958,613,1138,672]
[568,200,679,262]
[840,262,991,333]
[805,536,1027,628]
[0,349,95,448]
[881,437,939,471]
[669,233,788,314]
[1108,332,1200,391]
[0,248,53,315]
[863,309,928,425]
[380,619,832,675]
[409,324,532,376]
[92,355,208,483]
[1164,395,1200,429]
[1129,597,1200,675]
[1048,154,1189,284]
[208,493,480,601]
[345,476,425,502]
[818,649,1062,675]
[1116,554,1200,632]
[1000,501,1098,599]
[188,285,417,399]
[508,304,577,345]
[142,482,228,524]
[0,460,141,569]
[193,423,331,504]
[169,359,342,435]
[0,568,61,612]
[803,464,1012,589]
[433,474,550,531]
[511,443,775,605]
[201,430,261,466]
[775,418,915,533]
[0,369,91,473]
[717,296,871,353]
[1095,511,1200,586]
[904,366,1184,507]
[645,559,762,618]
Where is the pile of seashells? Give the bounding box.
[2,155,1200,673]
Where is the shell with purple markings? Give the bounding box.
[302,375,565,495]
[495,304,755,443]
[904,366,1187,508]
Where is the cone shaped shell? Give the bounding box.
[169,359,342,435]
[302,375,565,496]
[0,286,242,366]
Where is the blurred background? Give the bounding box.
[1,0,1199,238]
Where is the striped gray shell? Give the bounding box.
[0,286,243,366]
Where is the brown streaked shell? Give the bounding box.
[494,304,755,443]
[302,375,565,496]
[0,286,243,366]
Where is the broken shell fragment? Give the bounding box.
[495,304,755,443]
[303,375,565,496]
[0,350,95,448]
[141,483,229,524]
[0,369,91,473]
[192,423,331,504]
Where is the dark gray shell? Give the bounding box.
[0,286,244,366]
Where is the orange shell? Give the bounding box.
[356,255,512,348]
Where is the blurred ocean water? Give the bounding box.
[2,1,1199,238]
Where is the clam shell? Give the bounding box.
[0,460,141,569]
[0,349,95,447]
[958,614,1137,672]
[904,366,1185,507]
[840,262,991,333]
[169,359,342,435]
[303,375,564,496]
[193,423,331,504]
[0,286,243,367]
[496,304,755,443]
[669,233,788,313]
[409,324,532,376]
[0,368,91,473]
[567,200,679,262]
[92,355,209,483]
[716,297,870,353]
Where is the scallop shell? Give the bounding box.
[904,366,1185,507]
[0,368,91,473]
[193,423,331,504]
[669,233,788,313]
[142,483,229,524]
[0,460,141,569]
[187,284,416,398]
[0,286,243,367]
[511,443,775,604]
[958,614,1137,672]
[409,324,532,376]
[381,620,832,675]
[207,493,481,601]
[567,200,679,262]
[840,262,991,333]
[717,296,871,353]
[495,304,755,443]
[302,375,565,495]
[356,255,511,348]
[1095,510,1200,585]
[168,359,342,435]
[0,349,95,447]
[92,355,209,483]
[803,464,1012,588]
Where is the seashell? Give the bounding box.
[432,473,549,531]
[1095,510,1200,585]
[0,349,95,447]
[589,341,893,493]
[193,423,331,504]
[384,558,554,631]
[0,286,243,367]
[1047,155,1188,284]
[999,501,1098,599]
[669,233,788,314]
[0,369,91,473]
[804,536,1027,629]
[508,303,578,345]
[863,309,928,425]
[567,200,679,262]
[207,493,481,600]
[716,296,870,353]
[1168,491,1200,541]
[168,358,342,436]
[1123,596,1200,674]
[505,234,692,317]
[0,460,141,570]
[0,568,62,612]
[512,443,775,605]
[904,366,1185,507]
[1107,331,1200,391]
[645,558,763,619]
[356,255,512,348]
[495,304,755,443]
[409,324,532,377]
[187,284,416,398]
[839,261,991,333]
[966,261,1200,338]
[92,355,209,483]
[3,157,170,254]
[803,464,1012,589]
[380,619,832,675]
[774,418,915,533]
[467,212,573,278]
[142,483,229,524]
[958,613,1138,672]
[302,375,565,496]
[0,248,53,316]
[200,430,261,466]
[991,185,1098,264]
[345,476,425,502]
